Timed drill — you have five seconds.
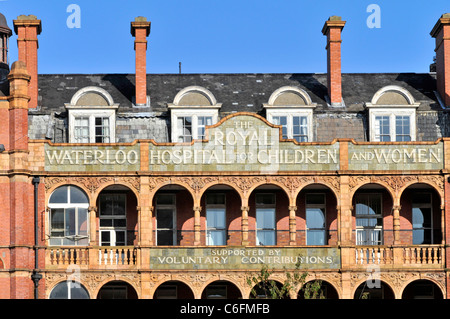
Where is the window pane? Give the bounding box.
[65,208,76,236]
[50,186,68,204]
[206,194,225,205]
[113,219,127,227]
[50,282,69,299]
[115,231,126,246]
[101,231,111,246]
[177,116,192,142]
[413,208,431,228]
[293,116,308,142]
[69,283,90,299]
[413,229,425,245]
[157,230,174,245]
[78,208,88,236]
[207,230,226,246]
[74,117,90,143]
[256,208,275,229]
[70,186,88,204]
[395,116,411,141]
[356,229,382,245]
[374,116,390,142]
[95,117,110,143]
[100,194,126,216]
[306,208,325,228]
[100,219,113,227]
[355,194,381,215]
[156,194,175,205]
[257,230,276,246]
[207,208,226,229]
[156,286,177,299]
[412,193,431,204]
[157,209,174,229]
[51,209,65,232]
[255,194,275,206]
[272,116,288,139]
[198,116,213,139]
[206,286,227,299]
[307,230,325,246]
[306,194,325,205]
[412,207,425,228]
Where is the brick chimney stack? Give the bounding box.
[13,15,41,109]
[322,16,346,107]
[431,13,450,107]
[131,17,151,106]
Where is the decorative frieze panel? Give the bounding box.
[38,113,446,174]
[44,176,140,194]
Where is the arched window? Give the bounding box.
[48,185,89,246]
[65,86,119,143]
[168,86,221,143]
[366,86,420,142]
[49,281,90,299]
[264,86,317,142]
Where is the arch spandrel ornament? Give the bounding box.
[44,176,142,209]
[348,174,445,207]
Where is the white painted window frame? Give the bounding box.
[368,108,417,142]
[170,109,218,143]
[355,193,383,246]
[68,109,116,143]
[48,186,90,246]
[65,86,119,144]
[366,85,420,142]
[99,193,127,246]
[266,108,314,142]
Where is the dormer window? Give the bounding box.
[264,86,316,142]
[65,87,119,143]
[366,86,420,142]
[169,86,221,143]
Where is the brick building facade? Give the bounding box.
[2,12,450,299]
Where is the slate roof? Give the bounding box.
[32,72,439,115]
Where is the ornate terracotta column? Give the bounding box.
[88,206,97,245]
[393,205,401,245]
[194,206,202,245]
[336,205,341,245]
[288,206,297,245]
[241,206,249,246]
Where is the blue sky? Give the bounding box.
[1,0,449,74]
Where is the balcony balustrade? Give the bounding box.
[343,245,444,270]
[44,244,445,270]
